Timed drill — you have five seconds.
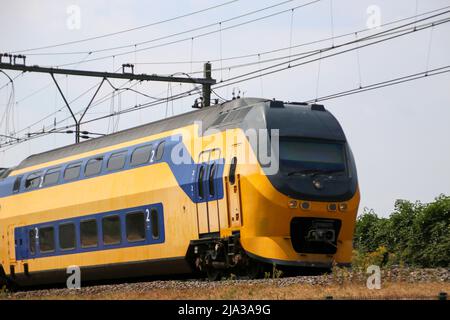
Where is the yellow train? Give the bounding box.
[0,98,360,287]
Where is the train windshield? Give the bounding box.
[278,139,346,176]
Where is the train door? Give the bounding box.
[226,150,243,228]
[8,226,28,277]
[196,149,221,236]
[6,225,26,275]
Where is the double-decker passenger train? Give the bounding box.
[0,97,359,287]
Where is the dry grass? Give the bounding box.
[7,282,449,300]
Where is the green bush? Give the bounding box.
[353,194,450,268]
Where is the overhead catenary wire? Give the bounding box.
[33,79,183,141]
[8,12,450,138]
[2,64,449,151]
[9,0,240,53]
[303,65,450,103]
[165,10,450,77]
[51,0,322,68]
[23,0,303,57]
[130,5,450,67]
[2,6,450,151]
[12,69,125,136]
[2,12,446,147]
[211,13,450,90]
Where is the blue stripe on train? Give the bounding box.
[0,134,225,203]
[14,203,165,261]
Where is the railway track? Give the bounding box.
[3,268,449,300]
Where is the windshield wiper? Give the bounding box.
[287,169,345,177]
[287,169,322,176]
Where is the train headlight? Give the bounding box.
[339,203,348,211]
[327,203,337,211]
[300,201,310,210]
[288,200,298,209]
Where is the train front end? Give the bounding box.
[239,101,360,271]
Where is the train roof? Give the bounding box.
[12,97,345,172]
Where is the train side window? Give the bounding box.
[25,171,42,190]
[130,145,152,166]
[198,166,205,199]
[80,219,98,248]
[126,211,145,242]
[209,163,216,197]
[85,157,103,177]
[229,157,237,185]
[42,167,61,187]
[39,227,55,253]
[107,152,127,171]
[29,229,36,255]
[13,175,22,193]
[150,209,160,239]
[59,223,76,251]
[155,141,165,161]
[102,215,121,245]
[64,162,81,181]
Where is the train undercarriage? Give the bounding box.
[186,232,332,281]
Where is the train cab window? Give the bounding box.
[150,209,160,239]
[107,152,127,171]
[126,211,146,242]
[80,219,98,248]
[64,163,81,181]
[155,141,165,161]
[42,167,61,187]
[198,166,205,199]
[85,157,103,177]
[59,223,76,250]
[209,163,216,197]
[102,215,121,245]
[130,145,152,166]
[29,229,36,255]
[13,175,22,193]
[229,157,237,185]
[25,171,43,190]
[39,227,55,253]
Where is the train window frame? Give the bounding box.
[59,223,76,251]
[125,211,146,242]
[208,163,216,197]
[198,165,205,199]
[85,157,104,177]
[13,175,22,193]
[107,152,127,172]
[150,208,160,239]
[130,145,152,167]
[28,228,36,255]
[39,226,55,253]
[24,171,43,190]
[229,157,237,185]
[155,141,165,161]
[42,167,61,187]
[102,215,122,245]
[64,162,82,181]
[80,219,99,248]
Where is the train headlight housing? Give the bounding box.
[327,203,337,211]
[288,200,298,209]
[339,203,348,211]
[300,201,310,210]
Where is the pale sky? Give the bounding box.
[1,0,449,217]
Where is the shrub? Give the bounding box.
[353,194,450,268]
